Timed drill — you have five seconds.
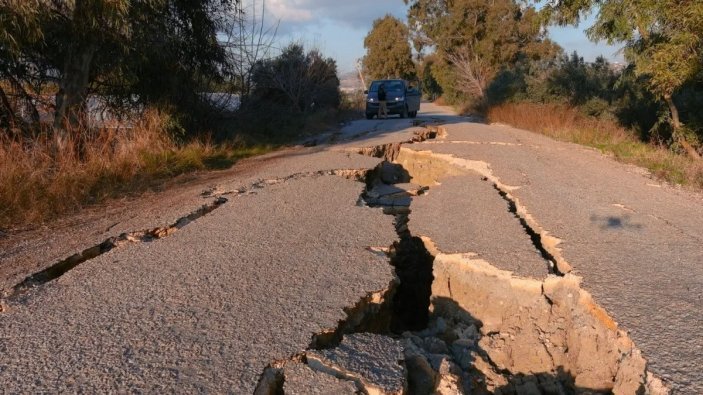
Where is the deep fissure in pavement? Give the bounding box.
[359,160,436,333]
[253,364,286,395]
[388,235,434,332]
[493,184,559,273]
[253,128,443,394]
[2,196,228,303]
[268,125,667,394]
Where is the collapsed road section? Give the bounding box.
[253,124,668,394]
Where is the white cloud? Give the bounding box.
[263,0,407,32]
[266,0,315,23]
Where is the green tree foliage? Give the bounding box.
[252,43,340,113]
[404,0,559,103]
[242,43,340,141]
[362,15,416,81]
[419,54,442,100]
[0,0,235,134]
[547,53,616,106]
[0,0,51,128]
[485,52,662,140]
[540,0,703,157]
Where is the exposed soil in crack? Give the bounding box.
[428,238,668,394]
[395,147,573,275]
[253,122,668,394]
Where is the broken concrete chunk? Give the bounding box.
[282,361,357,395]
[430,250,664,393]
[435,359,466,395]
[401,336,425,359]
[416,316,449,338]
[394,183,428,195]
[405,355,437,395]
[450,339,475,370]
[366,195,412,208]
[366,183,427,200]
[366,184,409,199]
[435,371,464,395]
[306,333,406,395]
[423,337,450,355]
[452,322,479,341]
[427,354,451,372]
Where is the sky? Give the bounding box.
[257,0,625,74]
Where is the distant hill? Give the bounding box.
[339,71,364,92]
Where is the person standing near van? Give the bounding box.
[377,83,388,119]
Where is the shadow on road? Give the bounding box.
[590,214,644,230]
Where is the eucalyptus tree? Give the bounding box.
[540,0,703,158]
[0,0,240,135]
[404,0,558,102]
[362,15,416,81]
[0,0,49,129]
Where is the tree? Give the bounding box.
[0,0,238,136]
[252,43,340,113]
[404,0,559,102]
[220,0,279,103]
[540,0,703,158]
[362,15,416,81]
[0,0,49,130]
[419,54,442,100]
[50,0,130,132]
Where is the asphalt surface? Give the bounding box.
[402,116,703,393]
[410,174,551,278]
[1,103,701,392]
[333,104,703,392]
[0,176,396,392]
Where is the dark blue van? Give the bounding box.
[365,79,421,119]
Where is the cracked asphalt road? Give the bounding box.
[341,104,703,392]
[1,176,397,392]
[1,103,701,392]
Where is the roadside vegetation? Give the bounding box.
[0,1,348,228]
[488,102,703,189]
[362,0,703,189]
[0,111,271,225]
[362,15,416,81]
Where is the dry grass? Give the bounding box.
[0,110,270,227]
[487,102,703,190]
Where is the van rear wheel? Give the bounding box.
[401,105,408,119]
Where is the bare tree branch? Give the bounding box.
[445,46,492,99]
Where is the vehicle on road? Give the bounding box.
[365,79,421,119]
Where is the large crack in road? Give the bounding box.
[252,124,669,394]
[1,121,674,393]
